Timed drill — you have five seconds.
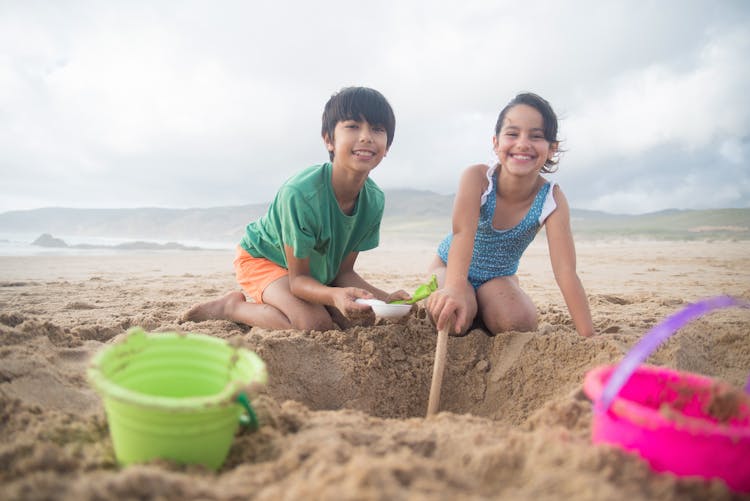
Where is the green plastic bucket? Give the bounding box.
[87,328,267,470]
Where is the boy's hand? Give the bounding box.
[333,287,376,324]
[385,290,410,304]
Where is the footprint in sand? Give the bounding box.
[598,294,632,305]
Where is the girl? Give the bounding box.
[426,92,594,337]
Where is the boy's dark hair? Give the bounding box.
[495,92,560,172]
[322,87,396,161]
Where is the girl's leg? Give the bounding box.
[427,255,478,335]
[476,275,537,334]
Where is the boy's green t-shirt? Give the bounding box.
[240,162,384,285]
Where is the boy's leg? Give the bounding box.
[261,276,337,331]
[181,247,296,329]
[181,278,337,331]
[180,291,293,329]
[476,275,537,334]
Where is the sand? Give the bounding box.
[1,238,749,500]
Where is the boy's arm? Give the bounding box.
[332,252,408,303]
[284,245,373,316]
[544,188,595,337]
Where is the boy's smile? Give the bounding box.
[352,148,376,160]
[325,119,389,173]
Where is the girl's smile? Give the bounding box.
[493,104,555,175]
[508,152,536,161]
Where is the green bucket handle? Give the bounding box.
[236,393,259,431]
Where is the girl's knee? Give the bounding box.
[477,279,538,334]
[484,309,538,334]
[513,312,538,332]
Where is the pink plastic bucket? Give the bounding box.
[583,296,750,492]
[584,364,750,491]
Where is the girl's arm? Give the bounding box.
[430,164,487,332]
[544,187,595,337]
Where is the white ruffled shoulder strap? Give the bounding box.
[539,181,558,224]
[479,163,498,206]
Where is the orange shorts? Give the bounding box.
[233,246,288,304]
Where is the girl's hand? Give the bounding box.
[426,287,467,334]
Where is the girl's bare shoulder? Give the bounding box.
[549,182,568,204]
[462,163,493,182]
[456,164,493,200]
[465,163,491,173]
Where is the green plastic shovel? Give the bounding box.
[390,274,438,305]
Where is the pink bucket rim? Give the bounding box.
[584,364,750,441]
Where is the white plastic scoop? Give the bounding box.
[355,299,411,319]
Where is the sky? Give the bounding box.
[1,0,749,215]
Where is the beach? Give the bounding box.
[1,238,749,500]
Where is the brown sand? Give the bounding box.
[1,239,749,500]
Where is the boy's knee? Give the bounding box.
[290,311,335,332]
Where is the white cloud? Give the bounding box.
[0,1,748,213]
[719,138,745,164]
[563,25,749,169]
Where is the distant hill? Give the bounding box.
[569,208,750,240]
[31,233,204,251]
[0,204,269,243]
[0,190,747,242]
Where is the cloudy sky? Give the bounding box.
[2,0,748,214]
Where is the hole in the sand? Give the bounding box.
[250,313,590,425]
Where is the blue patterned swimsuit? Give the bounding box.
[437,169,557,289]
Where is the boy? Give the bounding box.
[182,87,409,331]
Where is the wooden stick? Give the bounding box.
[426,328,449,417]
